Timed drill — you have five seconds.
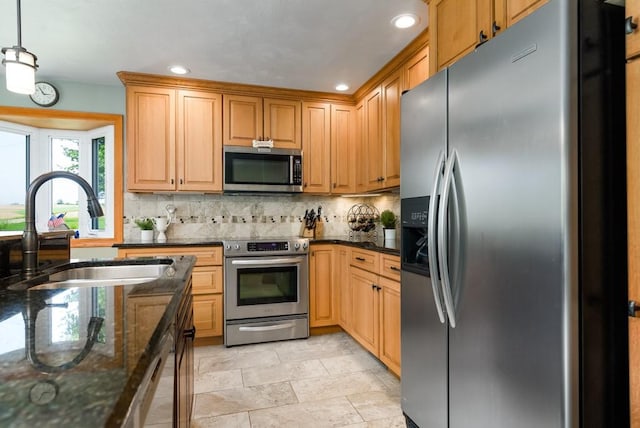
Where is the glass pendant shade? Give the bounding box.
[2,47,37,94]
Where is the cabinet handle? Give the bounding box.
[333,183,337,188]
[492,21,501,36]
[371,284,376,290]
[179,178,183,185]
[170,178,174,185]
[626,16,638,35]
[376,285,382,291]
[476,30,488,48]
[183,326,196,339]
[304,182,308,188]
[630,301,640,317]
[390,266,400,271]
[355,257,366,261]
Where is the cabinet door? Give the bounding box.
[350,266,379,355]
[381,71,402,189]
[336,246,353,334]
[404,45,430,91]
[430,0,489,72]
[176,300,194,428]
[264,98,302,149]
[331,104,356,194]
[309,245,336,327]
[177,90,223,192]
[628,0,640,60]
[628,57,640,428]
[126,86,176,191]
[505,0,547,27]
[223,94,263,146]
[379,277,401,376]
[365,86,384,190]
[355,101,368,193]
[193,294,223,337]
[302,102,332,194]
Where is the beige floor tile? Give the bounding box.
[343,414,407,428]
[195,369,244,394]
[290,371,386,402]
[193,381,298,418]
[242,359,329,387]
[192,411,251,428]
[198,350,280,373]
[320,352,386,376]
[372,369,401,396]
[347,391,404,421]
[249,396,364,428]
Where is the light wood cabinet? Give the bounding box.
[117,246,224,340]
[348,248,401,376]
[355,100,368,193]
[364,86,384,190]
[223,94,301,149]
[404,45,430,91]
[331,104,357,194]
[302,102,332,194]
[125,86,222,193]
[381,70,402,189]
[428,0,546,73]
[175,279,194,428]
[629,0,640,60]
[628,55,640,428]
[336,246,353,334]
[309,245,336,327]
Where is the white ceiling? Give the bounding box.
[0,0,428,94]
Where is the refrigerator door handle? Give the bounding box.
[438,149,458,328]
[428,150,446,324]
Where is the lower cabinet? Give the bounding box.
[176,282,194,427]
[117,246,223,342]
[310,244,401,376]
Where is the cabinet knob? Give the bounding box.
[333,183,337,188]
[170,178,174,185]
[630,300,640,317]
[179,178,183,185]
[626,16,638,35]
[371,284,376,290]
[376,285,382,291]
[304,182,308,188]
[476,30,489,47]
[492,21,501,36]
[183,326,196,339]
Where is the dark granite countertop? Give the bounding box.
[311,236,400,256]
[113,239,223,248]
[113,237,399,256]
[0,255,196,427]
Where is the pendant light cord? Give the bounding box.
[16,0,22,47]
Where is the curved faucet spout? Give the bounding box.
[23,171,104,278]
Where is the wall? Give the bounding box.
[0,80,125,114]
[123,192,400,242]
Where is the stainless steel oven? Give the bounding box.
[223,238,309,346]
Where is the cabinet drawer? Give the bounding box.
[350,249,380,273]
[192,266,223,294]
[118,246,222,266]
[380,254,401,281]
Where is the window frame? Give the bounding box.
[0,106,123,247]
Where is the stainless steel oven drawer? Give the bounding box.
[225,315,309,347]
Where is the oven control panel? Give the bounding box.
[223,238,309,256]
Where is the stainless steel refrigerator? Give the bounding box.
[400,1,629,427]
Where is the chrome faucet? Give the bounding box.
[23,171,104,278]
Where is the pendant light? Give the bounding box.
[2,0,38,94]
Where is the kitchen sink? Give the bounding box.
[8,259,176,291]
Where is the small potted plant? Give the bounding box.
[134,217,154,242]
[380,210,397,243]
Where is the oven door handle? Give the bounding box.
[230,257,305,266]
[239,322,296,332]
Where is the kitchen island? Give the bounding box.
[0,255,196,427]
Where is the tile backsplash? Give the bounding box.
[123,192,400,241]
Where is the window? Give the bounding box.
[0,107,123,246]
[0,123,115,239]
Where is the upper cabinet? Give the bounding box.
[628,0,640,60]
[302,102,332,194]
[223,95,302,149]
[331,104,357,194]
[125,86,222,193]
[428,0,547,73]
[404,45,430,91]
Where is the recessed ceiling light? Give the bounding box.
[391,13,419,29]
[168,65,190,75]
[335,83,349,91]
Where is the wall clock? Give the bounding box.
[29,81,60,107]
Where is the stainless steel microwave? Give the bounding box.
[223,146,303,193]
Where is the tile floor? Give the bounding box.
[189,332,406,428]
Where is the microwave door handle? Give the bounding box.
[290,155,294,184]
[231,257,304,266]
